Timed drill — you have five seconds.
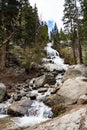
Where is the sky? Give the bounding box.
[29,0,64,31]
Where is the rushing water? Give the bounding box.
[43,42,68,71]
[0,42,68,128]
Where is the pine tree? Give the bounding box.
[39,22,49,43]
[50,23,60,45]
[80,0,87,41]
[0,0,20,69]
[63,0,83,64]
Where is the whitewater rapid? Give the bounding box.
[0,42,68,128]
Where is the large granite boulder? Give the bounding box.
[43,94,65,107]
[7,99,33,116]
[58,77,87,104]
[62,64,87,82]
[0,83,6,103]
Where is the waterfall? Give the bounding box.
[43,42,68,71]
[0,42,68,128]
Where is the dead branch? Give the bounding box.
[0,33,14,48]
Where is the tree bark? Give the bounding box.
[0,33,13,70]
[75,0,83,64]
[76,25,83,64]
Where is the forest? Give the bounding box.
[1,1,87,129]
[0,0,87,70]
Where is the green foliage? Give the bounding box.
[39,22,49,43]
[63,0,83,64]
[0,0,49,69]
[59,28,68,41]
[83,42,87,65]
[10,43,45,68]
[52,104,66,117]
[83,51,87,65]
[80,0,87,42]
[50,23,60,45]
[60,47,74,65]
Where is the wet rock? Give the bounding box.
[44,74,55,85]
[58,77,87,104]
[7,98,33,116]
[13,93,22,101]
[38,88,48,93]
[0,103,8,114]
[0,83,6,103]
[29,93,37,100]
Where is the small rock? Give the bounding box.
[13,93,22,101]
[77,95,87,104]
[38,88,48,93]
[51,88,57,94]
[29,93,37,100]
[44,84,50,88]
[34,75,46,88]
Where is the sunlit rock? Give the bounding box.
[58,77,87,104]
[77,94,87,105]
[62,64,87,82]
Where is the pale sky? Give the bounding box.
[29,0,64,31]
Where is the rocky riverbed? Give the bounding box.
[1,42,87,130]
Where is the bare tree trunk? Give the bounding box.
[70,22,77,64]
[72,43,77,64]
[75,0,83,64]
[76,25,83,64]
[0,45,6,70]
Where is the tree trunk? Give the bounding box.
[72,44,77,64]
[76,25,83,64]
[70,22,77,64]
[75,0,83,64]
[0,45,6,70]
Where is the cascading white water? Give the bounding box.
[0,42,68,128]
[12,101,52,128]
[43,42,68,84]
[43,42,68,71]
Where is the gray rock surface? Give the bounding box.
[44,94,65,107]
[0,83,6,103]
[58,77,87,104]
[7,98,32,116]
[62,64,87,82]
[77,95,87,105]
[34,74,55,88]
